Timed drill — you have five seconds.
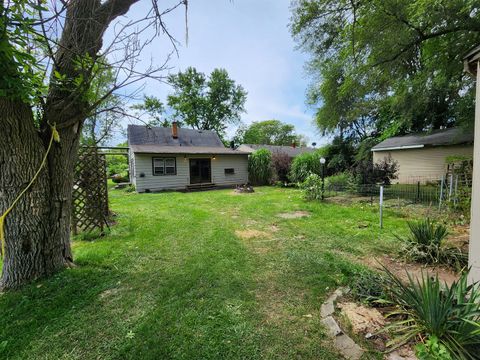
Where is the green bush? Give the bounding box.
[397,218,467,269]
[325,172,349,190]
[107,155,129,177]
[300,173,323,201]
[289,150,323,183]
[381,268,480,359]
[248,149,273,185]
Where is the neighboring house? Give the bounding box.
[237,144,315,158]
[372,127,474,183]
[128,124,249,192]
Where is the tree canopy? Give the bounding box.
[290,0,480,140]
[234,120,307,146]
[131,95,169,127]
[167,67,247,137]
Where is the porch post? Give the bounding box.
[464,47,480,282]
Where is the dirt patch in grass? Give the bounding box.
[277,211,311,219]
[270,224,280,232]
[235,229,272,240]
[337,302,385,334]
[361,255,459,286]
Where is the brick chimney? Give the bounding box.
[292,141,296,149]
[172,121,178,139]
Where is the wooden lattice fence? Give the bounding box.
[72,147,110,235]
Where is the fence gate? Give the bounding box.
[72,147,110,235]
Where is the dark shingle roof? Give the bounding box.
[238,144,315,157]
[372,128,474,152]
[128,125,224,148]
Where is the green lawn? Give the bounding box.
[0,187,409,359]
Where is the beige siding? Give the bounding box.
[373,145,473,184]
[133,153,248,192]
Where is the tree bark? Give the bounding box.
[0,0,140,289]
[0,99,71,288]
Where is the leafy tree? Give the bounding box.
[321,136,356,174]
[131,95,170,127]
[167,67,247,137]
[82,62,124,146]
[291,0,480,139]
[0,0,187,289]
[234,120,307,146]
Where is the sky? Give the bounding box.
[107,0,325,146]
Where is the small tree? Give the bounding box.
[248,149,273,185]
[351,156,399,186]
[271,152,292,182]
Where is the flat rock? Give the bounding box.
[334,334,364,360]
[321,316,342,337]
[320,298,335,317]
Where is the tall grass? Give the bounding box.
[248,149,273,185]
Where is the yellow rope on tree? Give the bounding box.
[0,124,60,257]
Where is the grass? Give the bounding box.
[0,187,409,359]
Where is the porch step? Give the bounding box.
[185,183,217,192]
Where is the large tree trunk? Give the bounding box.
[0,0,140,289]
[0,99,74,288]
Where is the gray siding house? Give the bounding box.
[128,124,249,192]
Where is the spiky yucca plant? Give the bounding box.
[381,268,480,360]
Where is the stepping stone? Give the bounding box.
[320,298,335,317]
[321,316,342,337]
[334,334,364,360]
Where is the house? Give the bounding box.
[128,124,249,192]
[237,144,315,158]
[372,127,474,183]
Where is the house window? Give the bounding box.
[152,157,176,176]
[224,168,235,175]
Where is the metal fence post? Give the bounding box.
[449,174,454,201]
[379,185,384,229]
[454,175,459,207]
[439,176,445,210]
[417,181,420,203]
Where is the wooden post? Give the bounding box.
[464,48,480,283]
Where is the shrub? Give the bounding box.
[325,172,349,190]
[271,152,292,182]
[381,268,480,359]
[289,150,323,183]
[350,155,398,186]
[248,149,273,185]
[106,155,129,177]
[300,173,323,201]
[397,218,467,269]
